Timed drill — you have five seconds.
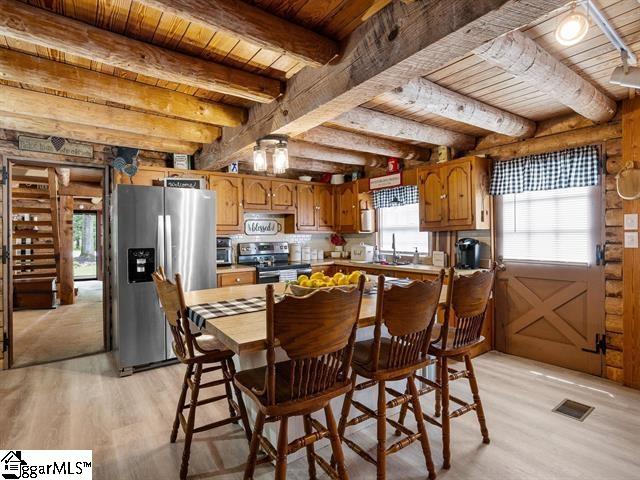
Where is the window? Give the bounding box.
[378,203,430,254]
[500,186,594,263]
[73,212,98,279]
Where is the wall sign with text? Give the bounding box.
[369,172,402,190]
[244,219,282,235]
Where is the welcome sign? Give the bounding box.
[244,219,281,235]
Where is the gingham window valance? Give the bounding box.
[372,185,418,209]
[490,145,600,196]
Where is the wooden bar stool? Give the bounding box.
[336,272,445,480]
[234,277,365,480]
[152,268,252,480]
[396,267,495,469]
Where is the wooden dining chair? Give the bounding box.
[233,277,366,480]
[396,267,495,469]
[336,272,445,480]
[152,267,252,480]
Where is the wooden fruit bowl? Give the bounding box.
[287,276,374,296]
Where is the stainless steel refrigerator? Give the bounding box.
[112,184,217,375]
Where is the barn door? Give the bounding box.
[494,185,604,376]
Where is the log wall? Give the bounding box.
[468,111,626,385]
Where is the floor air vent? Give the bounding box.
[552,399,594,422]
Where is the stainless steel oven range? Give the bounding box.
[237,241,312,284]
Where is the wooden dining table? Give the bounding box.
[183,282,448,354]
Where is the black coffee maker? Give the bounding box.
[456,238,481,269]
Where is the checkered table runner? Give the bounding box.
[187,278,415,328]
[187,296,281,328]
[366,277,414,295]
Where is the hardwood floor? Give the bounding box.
[1,351,639,479]
[12,280,104,367]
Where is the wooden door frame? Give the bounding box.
[2,156,111,369]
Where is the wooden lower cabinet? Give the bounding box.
[217,271,256,287]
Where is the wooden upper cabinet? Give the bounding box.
[444,162,472,226]
[296,184,317,231]
[419,167,445,230]
[418,156,490,232]
[243,178,271,211]
[316,184,335,231]
[336,182,358,233]
[271,181,296,212]
[209,174,243,233]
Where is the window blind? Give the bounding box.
[500,186,593,264]
[378,203,430,253]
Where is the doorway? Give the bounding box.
[494,185,605,376]
[8,161,106,368]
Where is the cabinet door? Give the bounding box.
[419,167,445,230]
[316,184,335,231]
[209,175,243,233]
[243,178,271,210]
[337,182,358,233]
[444,162,473,227]
[296,184,317,231]
[271,181,296,211]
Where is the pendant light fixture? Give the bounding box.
[555,2,589,46]
[272,140,289,174]
[252,143,268,172]
[252,135,289,174]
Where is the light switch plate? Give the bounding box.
[624,213,638,231]
[625,231,639,249]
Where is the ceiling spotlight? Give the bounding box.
[555,9,590,46]
[252,143,267,172]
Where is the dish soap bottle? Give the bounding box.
[412,247,420,264]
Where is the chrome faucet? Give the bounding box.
[392,233,399,264]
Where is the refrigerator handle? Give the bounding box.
[157,215,165,275]
[165,214,173,279]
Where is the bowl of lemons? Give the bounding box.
[287,270,372,296]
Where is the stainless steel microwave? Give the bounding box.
[216,237,233,266]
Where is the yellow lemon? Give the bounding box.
[326,279,336,287]
[310,271,324,280]
[311,279,323,288]
[300,279,311,287]
[298,274,309,283]
[348,271,362,284]
[338,277,350,286]
[333,272,345,282]
[323,275,332,283]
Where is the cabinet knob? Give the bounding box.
[235,277,241,283]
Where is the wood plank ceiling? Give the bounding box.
[0,0,636,173]
[361,0,638,141]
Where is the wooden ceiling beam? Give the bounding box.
[295,126,429,160]
[237,156,355,174]
[136,0,338,67]
[329,107,476,150]
[475,30,617,123]
[287,140,386,167]
[0,48,245,127]
[0,0,280,103]
[0,85,219,144]
[0,114,199,154]
[197,0,569,170]
[388,77,536,137]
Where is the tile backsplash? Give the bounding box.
[225,213,372,261]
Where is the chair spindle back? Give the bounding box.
[264,276,365,405]
[370,272,445,371]
[152,267,195,361]
[441,267,495,350]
